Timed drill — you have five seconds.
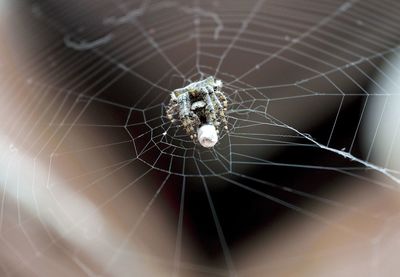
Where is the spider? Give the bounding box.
[166,76,228,148]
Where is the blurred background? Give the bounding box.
[1,0,400,276]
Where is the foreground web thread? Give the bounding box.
[267,114,400,185]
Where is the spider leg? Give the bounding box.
[210,89,223,110]
[189,113,200,140]
[215,90,228,109]
[207,85,225,130]
[166,99,178,122]
[203,86,214,111]
[177,93,197,138]
[215,90,229,131]
[178,93,190,119]
[178,93,188,114]
[200,85,215,124]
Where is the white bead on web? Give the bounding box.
[166,76,228,148]
[197,124,218,148]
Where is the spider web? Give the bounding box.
[1,0,400,276]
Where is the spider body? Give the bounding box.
[166,76,228,147]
